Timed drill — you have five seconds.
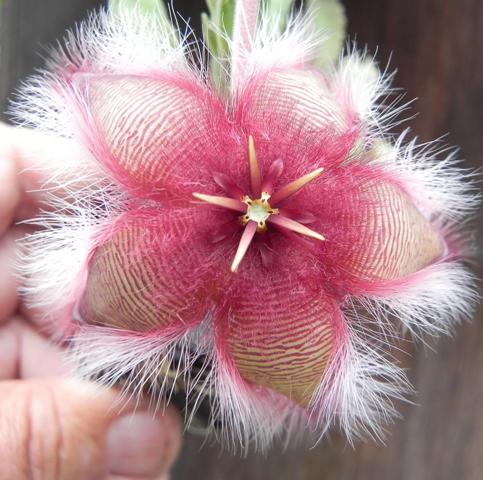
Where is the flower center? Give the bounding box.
[193,135,326,272]
[241,193,279,232]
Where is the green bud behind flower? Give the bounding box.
[307,0,347,69]
[202,0,236,93]
[110,0,170,21]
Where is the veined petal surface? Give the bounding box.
[79,206,229,332]
[217,246,338,406]
[76,74,233,200]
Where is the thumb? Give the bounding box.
[0,378,181,480]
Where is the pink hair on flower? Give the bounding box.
[14,0,478,450]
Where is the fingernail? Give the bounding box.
[106,412,168,477]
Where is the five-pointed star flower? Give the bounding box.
[15,0,477,448]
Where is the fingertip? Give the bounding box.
[161,406,183,472]
[0,153,20,235]
[0,123,73,213]
[106,406,182,478]
[13,318,71,379]
[0,233,19,324]
[0,226,37,326]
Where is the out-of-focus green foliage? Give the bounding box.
[109,0,170,23]
[202,0,236,92]
[264,0,294,31]
[106,0,346,89]
[307,0,347,69]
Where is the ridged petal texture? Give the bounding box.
[290,171,445,294]
[237,70,356,164]
[236,69,443,291]
[77,69,444,407]
[14,2,475,446]
[77,74,231,200]
[336,181,443,283]
[80,207,228,332]
[223,267,337,406]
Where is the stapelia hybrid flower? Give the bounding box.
[15,0,478,449]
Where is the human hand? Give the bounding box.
[0,122,182,480]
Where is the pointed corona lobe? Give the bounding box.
[231,220,258,272]
[192,136,326,272]
[270,167,324,204]
[192,193,246,212]
[248,135,262,196]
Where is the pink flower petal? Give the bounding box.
[79,206,228,332]
[75,74,232,200]
[235,70,357,176]
[217,259,338,406]
[311,172,445,291]
[347,182,444,283]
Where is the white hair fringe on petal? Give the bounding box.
[48,3,189,77]
[10,0,479,451]
[229,0,325,94]
[71,320,314,454]
[360,262,479,340]
[11,1,195,335]
[309,306,412,445]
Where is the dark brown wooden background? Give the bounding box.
[1,1,482,479]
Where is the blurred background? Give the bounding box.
[1,1,482,479]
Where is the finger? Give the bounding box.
[0,317,69,380]
[0,123,86,216]
[0,225,36,326]
[0,320,182,478]
[0,123,52,200]
[0,231,19,324]
[0,141,21,234]
[0,122,44,221]
[106,406,181,478]
[0,378,182,480]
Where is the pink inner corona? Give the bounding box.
[193,135,326,272]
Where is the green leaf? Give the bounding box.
[307,0,347,70]
[203,0,237,94]
[109,0,170,23]
[202,12,226,91]
[263,0,295,31]
[204,0,236,48]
